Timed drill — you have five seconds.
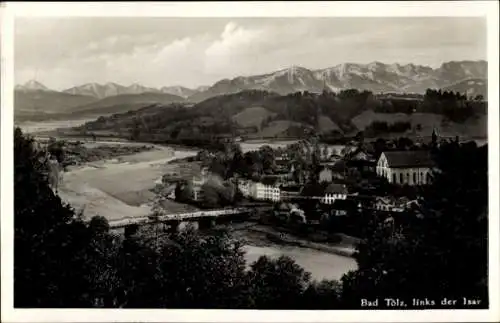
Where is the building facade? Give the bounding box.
[321,183,348,204]
[376,150,434,186]
[249,181,281,202]
[319,167,334,183]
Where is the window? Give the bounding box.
[413,172,417,184]
[393,174,397,183]
[400,173,403,183]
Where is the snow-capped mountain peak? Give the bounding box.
[160,85,198,98]
[16,80,51,92]
[188,60,487,102]
[29,60,486,103]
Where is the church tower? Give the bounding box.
[431,128,438,148]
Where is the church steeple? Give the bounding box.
[431,128,438,147]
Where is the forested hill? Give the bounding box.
[76,89,487,144]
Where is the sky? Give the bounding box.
[14,17,486,91]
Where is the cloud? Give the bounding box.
[14,17,486,90]
[204,22,272,74]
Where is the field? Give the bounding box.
[232,106,276,128]
[317,114,342,134]
[352,110,487,139]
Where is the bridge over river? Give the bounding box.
[106,207,258,233]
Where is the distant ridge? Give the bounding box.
[14,60,487,118]
[16,60,487,101]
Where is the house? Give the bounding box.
[375,197,403,212]
[319,166,334,183]
[321,183,348,204]
[249,177,281,202]
[374,196,418,213]
[351,194,376,210]
[300,182,348,205]
[376,150,435,186]
[218,134,235,143]
[345,148,377,175]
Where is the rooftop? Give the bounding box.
[325,183,348,194]
[381,150,435,168]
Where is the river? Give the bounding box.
[22,119,358,281]
[243,245,356,281]
[16,118,96,134]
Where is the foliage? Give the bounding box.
[174,180,194,203]
[341,141,488,308]
[79,87,486,149]
[15,128,335,308]
[47,137,65,163]
[245,255,311,309]
[365,121,411,136]
[14,127,488,309]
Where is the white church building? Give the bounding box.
[376,150,435,186]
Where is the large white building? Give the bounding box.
[376,151,434,186]
[248,181,281,202]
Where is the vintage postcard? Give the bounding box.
[1,1,499,322]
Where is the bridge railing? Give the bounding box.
[107,207,252,229]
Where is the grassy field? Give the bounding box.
[317,114,342,134]
[231,106,276,128]
[352,110,487,139]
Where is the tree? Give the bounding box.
[301,279,342,309]
[474,94,484,101]
[341,141,488,308]
[259,145,275,174]
[322,144,330,160]
[14,128,99,307]
[84,216,122,307]
[175,180,194,203]
[130,118,141,140]
[245,255,311,309]
[15,130,351,309]
[157,228,249,308]
[47,137,65,163]
[201,182,221,208]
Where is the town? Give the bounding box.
[151,129,444,240]
[9,11,492,314]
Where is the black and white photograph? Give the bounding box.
[1,1,499,322]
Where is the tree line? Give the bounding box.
[80,88,486,149]
[364,121,412,136]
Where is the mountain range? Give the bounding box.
[189,60,487,102]
[14,60,487,119]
